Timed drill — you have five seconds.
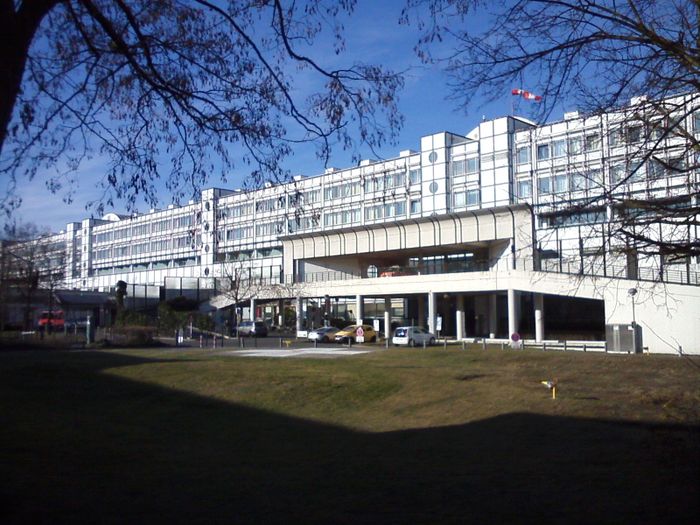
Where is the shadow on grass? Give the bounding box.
[1,351,698,524]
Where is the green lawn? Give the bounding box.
[1,347,698,523]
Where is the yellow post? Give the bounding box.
[552,385,557,399]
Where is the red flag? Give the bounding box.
[512,88,542,102]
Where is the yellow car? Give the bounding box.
[333,324,378,343]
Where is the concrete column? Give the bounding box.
[417,296,425,327]
[249,297,256,321]
[507,289,519,338]
[295,296,303,332]
[456,295,465,340]
[355,294,364,325]
[384,298,392,338]
[428,292,437,334]
[488,293,498,338]
[534,293,544,342]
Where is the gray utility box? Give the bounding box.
[605,323,643,353]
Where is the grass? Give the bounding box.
[1,346,698,523]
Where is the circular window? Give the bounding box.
[367,264,378,278]
[205,244,210,252]
[204,222,210,231]
[428,151,438,163]
[429,182,439,194]
[205,201,211,211]
[204,267,210,276]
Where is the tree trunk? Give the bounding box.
[0,1,59,153]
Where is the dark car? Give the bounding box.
[236,320,268,337]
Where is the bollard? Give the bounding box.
[279,337,283,348]
[314,339,318,348]
[199,335,203,348]
[543,342,547,352]
[347,338,352,348]
[501,341,505,351]
[212,335,216,349]
[482,339,486,351]
[443,339,447,350]
[385,337,389,349]
[583,343,587,352]
[461,340,465,351]
[564,340,568,352]
[423,340,426,349]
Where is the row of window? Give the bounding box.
[93,234,199,260]
[364,201,406,221]
[93,215,194,244]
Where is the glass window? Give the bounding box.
[516,146,530,164]
[452,159,466,177]
[571,172,587,191]
[537,144,550,161]
[538,176,551,195]
[587,168,603,188]
[627,125,643,143]
[410,199,421,214]
[454,192,466,207]
[647,158,664,179]
[629,161,645,182]
[568,137,583,155]
[609,127,623,147]
[409,168,422,185]
[693,112,700,133]
[552,139,567,158]
[466,157,479,173]
[585,133,600,151]
[610,164,625,184]
[517,179,532,198]
[466,189,480,206]
[554,173,568,193]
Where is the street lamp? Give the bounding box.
[628,288,637,326]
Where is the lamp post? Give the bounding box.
[628,288,638,353]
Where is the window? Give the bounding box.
[552,139,567,158]
[627,125,643,143]
[585,133,600,151]
[537,144,550,161]
[466,189,480,206]
[647,158,665,179]
[609,127,623,147]
[568,137,583,155]
[629,161,645,183]
[517,179,532,198]
[538,176,552,195]
[554,173,568,193]
[409,168,422,185]
[571,172,587,191]
[410,199,421,214]
[587,168,603,188]
[452,159,466,177]
[466,157,479,173]
[454,192,466,207]
[693,112,700,133]
[610,164,625,184]
[516,146,530,164]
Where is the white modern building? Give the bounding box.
[19,94,700,353]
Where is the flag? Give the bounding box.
[512,88,542,102]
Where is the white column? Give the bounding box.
[355,294,364,325]
[278,299,284,327]
[456,295,465,340]
[384,298,392,338]
[507,289,518,338]
[249,297,256,321]
[428,292,437,334]
[488,293,498,338]
[295,296,303,332]
[534,293,544,342]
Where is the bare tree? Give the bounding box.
[0,223,66,329]
[1,1,403,217]
[404,0,700,263]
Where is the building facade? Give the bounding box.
[15,93,700,353]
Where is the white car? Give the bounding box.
[307,326,340,343]
[392,326,436,347]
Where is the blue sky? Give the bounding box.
[8,1,551,232]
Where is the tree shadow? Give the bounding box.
[1,351,697,524]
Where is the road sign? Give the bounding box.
[356,327,364,337]
[436,316,443,331]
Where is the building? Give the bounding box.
[9,93,700,353]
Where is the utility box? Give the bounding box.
[606,323,642,353]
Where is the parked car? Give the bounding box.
[236,320,268,337]
[307,326,340,343]
[392,326,436,347]
[38,310,65,330]
[334,324,378,343]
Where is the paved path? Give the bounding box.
[222,347,373,358]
